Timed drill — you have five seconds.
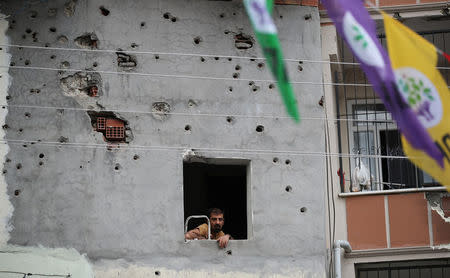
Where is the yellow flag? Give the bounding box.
[383,13,450,191]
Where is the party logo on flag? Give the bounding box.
[246,0,276,34]
[342,12,384,68]
[395,67,443,128]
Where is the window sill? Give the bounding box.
[338,187,446,198]
[344,246,449,258]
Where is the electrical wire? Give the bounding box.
[3,65,374,87]
[0,270,70,277]
[0,138,418,159]
[1,43,450,70]
[0,103,398,123]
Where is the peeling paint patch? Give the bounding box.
[0,15,13,247]
[0,245,93,277]
[426,192,450,223]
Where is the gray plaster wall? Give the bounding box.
[1,0,327,276]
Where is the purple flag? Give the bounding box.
[322,0,444,166]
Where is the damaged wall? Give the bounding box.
[0,0,326,277]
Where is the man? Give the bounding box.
[185,208,232,248]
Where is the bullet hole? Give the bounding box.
[64,0,77,17]
[235,65,241,71]
[50,55,56,59]
[257,62,264,69]
[2,170,6,174]
[131,43,138,48]
[133,154,140,160]
[116,52,137,69]
[18,128,23,132]
[14,189,20,196]
[318,96,325,107]
[24,112,31,118]
[152,102,171,121]
[214,57,219,61]
[300,207,307,213]
[48,8,57,17]
[38,161,43,166]
[74,33,98,49]
[285,159,291,165]
[234,33,254,49]
[304,14,312,20]
[60,71,102,97]
[45,43,50,47]
[155,271,161,276]
[252,85,259,92]
[200,57,205,62]
[226,250,232,255]
[232,72,239,79]
[2,124,8,129]
[6,158,10,163]
[232,12,236,16]
[16,163,22,170]
[224,30,230,34]
[228,58,232,61]
[248,81,254,86]
[99,6,110,16]
[250,58,256,62]
[228,86,233,92]
[49,27,56,32]
[61,61,70,68]
[298,65,303,71]
[226,116,235,124]
[114,163,121,171]
[163,12,171,19]
[184,125,191,131]
[285,185,292,192]
[273,157,279,163]
[93,62,98,67]
[171,17,177,22]
[32,32,38,42]
[57,35,68,44]
[219,13,225,18]
[154,55,160,60]
[193,36,202,45]
[24,59,30,65]
[87,111,132,143]
[25,28,32,34]
[140,22,146,27]
[58,136,69,143]
[188,99,197,108]
[80,165,83,169]
[29,11,38,19]
[39,153,44,158]
[6,95,11,100]
[279,15,283,19]
[256,125,264,132]
[269,83,275,89]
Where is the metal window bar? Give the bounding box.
[336,29,450,193]
[184,215,211,241]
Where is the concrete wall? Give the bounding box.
[0,0,326,277]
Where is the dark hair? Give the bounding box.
[207,208,224,218]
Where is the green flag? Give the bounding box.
[244,0,300,122]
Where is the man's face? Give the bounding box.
[210,213,224,233]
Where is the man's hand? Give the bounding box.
[217,234,231,248]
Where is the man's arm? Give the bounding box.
[217,234,232,248]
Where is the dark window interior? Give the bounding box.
[183,162,248,240]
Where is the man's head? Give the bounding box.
[208,208,224,234]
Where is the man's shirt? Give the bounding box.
[197,223,225,240]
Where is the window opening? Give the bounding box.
[183,160,249,240]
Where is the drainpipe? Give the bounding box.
[333,240,352,278]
